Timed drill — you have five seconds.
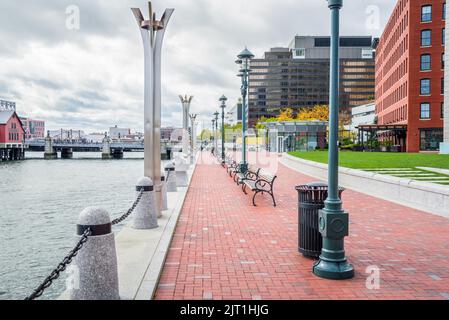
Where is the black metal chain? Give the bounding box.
[25,190,144,300]
[24,227,92,300]
[111,189,144,225]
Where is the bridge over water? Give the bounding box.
[25,140,180,159]
[26,140,146,152]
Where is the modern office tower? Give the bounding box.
[248,36,375,127]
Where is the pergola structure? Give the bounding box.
[357,124,407,152]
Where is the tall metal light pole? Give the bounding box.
[235,48,254,173]
[213,111,219,156]
[131,2,174,215]
[313,0,354,280]
[211,119,215,151]
[219,95,227,163]
[189,113,197,159]
[179,95,193,155]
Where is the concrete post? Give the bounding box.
[44,131,57,160]
[69,207,119,300]
[102,133,113,159]
[164,162,177,192]
[174,154,189,187]
[133,177,159,227]
[161,176,168,211]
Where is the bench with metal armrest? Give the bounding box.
[235,164,260,185]
[241,169,277,207]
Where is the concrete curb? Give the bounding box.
[281,153,449,219]
[116,153,199,300]
[59,154,199,300]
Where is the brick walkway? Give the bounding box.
[154,152,449,300]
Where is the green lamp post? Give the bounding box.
[211,118,215,147]
[313,0,354,280]
[219,95,227,163]
[235,47,254,173]
[213,111,219,156]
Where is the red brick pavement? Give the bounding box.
[154,152,449,300]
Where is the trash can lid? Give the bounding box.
[295,181,345,192]
[306,181,328,188]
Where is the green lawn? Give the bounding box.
[288,151,449,169]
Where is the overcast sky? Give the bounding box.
[0,0,395,133]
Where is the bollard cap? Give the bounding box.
[77,207,112,235]
[165,162,175,171]
[136,176,154,187]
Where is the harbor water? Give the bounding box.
[0,151,163,300]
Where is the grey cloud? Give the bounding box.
[0,0,395,132]
[57,96,110,113]
[77,90,110,103]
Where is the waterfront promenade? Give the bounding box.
[154,151,449,300]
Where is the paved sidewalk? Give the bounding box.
[154,152,449,300]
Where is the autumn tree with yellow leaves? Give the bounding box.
[296,105,329,121]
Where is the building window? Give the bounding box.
[442,102,445,118]
[444,3,446,20]
[420,103,431,119]
[442,53,445,69]
[442,78,445,94]
[420,129,443,151]
[421,54,431,70]
[422,5,432,22]
[421,30,432,46]
[443,28,446,45]
[420,78,431,95]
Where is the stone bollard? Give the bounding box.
[165,162,177,192]
[174,154,189,187]
[133,177,158,229]
[161,176,168,211]
[69,207,119,300]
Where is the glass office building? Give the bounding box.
[248,36,375,127]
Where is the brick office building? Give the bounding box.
[20,117,45,140]
[374,0,445,152]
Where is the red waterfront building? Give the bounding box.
[0,110,25,160]
[374,0,445,152]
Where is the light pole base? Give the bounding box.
[313,258,354,280]
[239,163,248,173]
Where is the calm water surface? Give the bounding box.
[0,151,152,300]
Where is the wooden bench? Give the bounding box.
[241,169,277,207]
